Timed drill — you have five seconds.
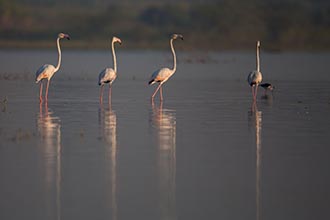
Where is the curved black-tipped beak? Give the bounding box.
[65,35,71,40]
[171,34,184,41]
[178,34,184,40]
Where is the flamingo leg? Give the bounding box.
[255,85,259,100]
[100,85,104,104]
[108,84,112,104]
[39,82,43,102]
[159,100,163,109]
[251,86,255,101]
[160,86,163,101]
[39,99,43,115]
[45,101,49,115]
[151,83,162,100]
[251,101,255,113]
[45,79,50,102]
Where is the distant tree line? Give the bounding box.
[0,0,330,50]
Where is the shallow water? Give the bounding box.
[1,50,330,220]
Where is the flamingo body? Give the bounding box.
[149,68,173,85]
[247,70,262,87]
[35,64,56,83]
[98,68,116,86]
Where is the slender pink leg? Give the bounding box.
[151,98,155,109]
[255,85,259,100]
[159,100,163,109]
[39,100,43,115]
[100,85,104,104]
[251,100,257,112]
[251,86,255,101]
[39,82,43,102]
[160,86,163,101]
[151,83,162,100]
[99,97,104,110]
[108,84,112,104]
[45,80,50,102]
[45,101,49,116]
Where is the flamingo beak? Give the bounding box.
[65,34,71,40]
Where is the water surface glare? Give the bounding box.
[1,50,330,220]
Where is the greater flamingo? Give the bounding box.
[148,34,183,101]
[35,33,70,102]
[98,36,122,103]
[247,41,263,101]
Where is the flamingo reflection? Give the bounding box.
[98,102,118,220]
[37,102,61,220]
[249,102,262,220]
[151,101,177,220]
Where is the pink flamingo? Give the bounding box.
[35,33,70,102]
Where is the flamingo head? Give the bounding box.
[171,34,184,41]
[58,33,70,40]
[112,36,122,45]
[257,40,260,48]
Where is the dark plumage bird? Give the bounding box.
[259,83,275,95]
[260,83,274,90]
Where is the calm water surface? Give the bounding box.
[0,50,330,220]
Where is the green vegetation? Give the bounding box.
[1,0,330,50]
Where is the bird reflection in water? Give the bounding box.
[151,101,177,220]
[37,102,61,220]
[98,102,118,220]
[248,101,262,220]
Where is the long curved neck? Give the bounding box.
[256,44,260,72]
[54,37,61,72]
[112,41,117,73]
[170,39,176,72]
